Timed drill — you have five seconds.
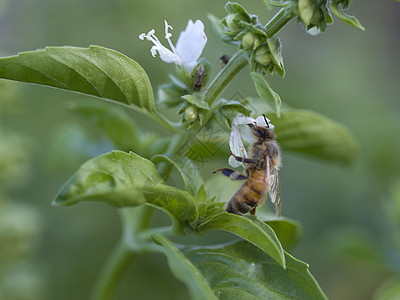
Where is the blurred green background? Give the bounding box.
[1,0,399,299]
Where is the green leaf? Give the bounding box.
[66,102,139,152]
[53,151,198,231]
[236,23,268,48]
[152,154,204,195]
[181,94,210,110]
[152,234,217,300]
[251,72,282,116]
[225,2,251,22]
[183,240,327,300]
[261,0,285,9]
[207,13,234,43]
[330,1,365,31]
[53,150,161,207]
[264,216,302,250]
[196,212,286,268]
[67,102,169,158]
[139,184,198,232]
[0,45,155,111]
[269,109,358,164]
[267,37,284,75]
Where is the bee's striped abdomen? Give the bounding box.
[226,170,267,215]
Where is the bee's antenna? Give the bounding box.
[263,114,270,128]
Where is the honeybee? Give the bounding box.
[214,115,282,217]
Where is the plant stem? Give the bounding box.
[264,8,295,37]
[90,241,134,300]
[203,51,248,106]
[125,205,155,234]
[150,109,180,132]
[91,205,157,300]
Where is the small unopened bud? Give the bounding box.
[254,46,272,66]
[298,0,314,25]
[241,32,255,49]
[184,106,198,123]
[226,14,241,31]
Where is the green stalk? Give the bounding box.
[151,109,181,132]
[265,8,295,37]
[90,206,156,300]
[90,241,134,300]
[203,51,248,106]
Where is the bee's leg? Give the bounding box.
[213,168,248,180]
[249,207,257,215]
[230,152,256,164]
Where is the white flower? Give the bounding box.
[228,113,274,168]
[139,20,207,73]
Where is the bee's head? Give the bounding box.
[247,115,276,140]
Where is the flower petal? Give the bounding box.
[229,114,252,168]
[239,125,257,144]
[176,20,207,72]
[139,25,182,66]
[152,45,182,64]
[233,113,255,126]
[254,115,274,129]
[229,126,248,158]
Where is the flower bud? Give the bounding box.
[254,46,272,66]
[184,106,198,123]
[298,0,315,25]
[241,32,256,49]
[226,14,241,31]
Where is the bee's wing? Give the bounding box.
[269,167,282,217]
